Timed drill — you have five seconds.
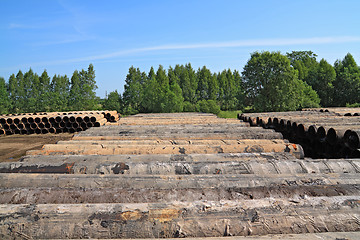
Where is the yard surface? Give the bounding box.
[0,134,74,162]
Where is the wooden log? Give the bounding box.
[0,196,359,238]
[55,139,289,146]
[26,143,304,158]
[0,183,359,204]
[20,152,299,163]
[1,173,359,189]
[1,157,359,175]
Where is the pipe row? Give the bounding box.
[239,111,360,158]
[0,111,119,136]
[302,107,360,116]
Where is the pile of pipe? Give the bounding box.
[0,110,120,136]
[239,108,360,158]
[0,113,360,239]
[303,107,360,116]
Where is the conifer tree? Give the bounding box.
[306,59,336,107]
[0,77,10,114]
[15,71,25,113]
[49,74,69,111]
[184,63,198,103]
[8,74,17,113]
[69,70,82,110]
[123,66,145,114]
[333,53,360,106]
[80,64,98,110]
[39,70,51,111]
[104,90,122,112]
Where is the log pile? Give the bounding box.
[0,110,120,136]
[303,107,360,116]
[239,108,360,158]
[0,112,359,239]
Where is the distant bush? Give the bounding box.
[183,101,196,112]
[196,100,220,114]
[346,102,360,108]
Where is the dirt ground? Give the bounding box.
[0,133,74,162]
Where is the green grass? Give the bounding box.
[217,110,242,119]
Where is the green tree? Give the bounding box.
[295,80,321,108]
[196,99,220,114]
[123,66,145,114]
[69,64,98,110]
[333,53,360,106]
[23,69,40,112]
[8,74,18,113]
[233,69,245,110]
[167,67,184,112]
[196,66,218,101]
[80,64,98,110]
[287,51,318,83]
[15,70,25,112]
[155,65,170,112]
[306,59,336,106]
[49,74,70,111]
[69,70,82,110]
[103,90,122,112]
[185,63,198,103]
[141,71,161,113]
[242,51,301,112]
[218,69,238,110]
[0,77,10,114]
[38,70,51,111]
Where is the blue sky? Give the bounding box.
[1,0,360,97]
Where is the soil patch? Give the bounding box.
[0,134,73,162]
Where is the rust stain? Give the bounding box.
[65,162,75,174]
[121,210,143,221]
[149,208,180,223]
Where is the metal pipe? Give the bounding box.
[27,117,34,123]
[41,128,49,134]
[41,117,48,123]
[345,130,360,150]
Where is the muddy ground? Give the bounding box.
[0,134,74,162]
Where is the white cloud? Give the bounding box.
[21,36,360,66]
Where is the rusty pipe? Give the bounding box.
[41,117,48,123]
[76,116,83,123]
[13,118,20,124]
[345,130,360,150]
[6,118,13,124]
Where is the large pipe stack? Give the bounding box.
[239,108,360,158]
[0,110,120,136]
[303,107,360,116]
[1,112,360,239]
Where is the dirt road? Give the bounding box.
[0,134,73,162]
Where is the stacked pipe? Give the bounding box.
[303,107,360,116]
[0,110,120,136]
[1,113,360,239]
[239,108,360,158]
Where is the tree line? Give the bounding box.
[105,64,244,115]
[105,51,360,114]
[1,51,359,115]
[0,64,98,114]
